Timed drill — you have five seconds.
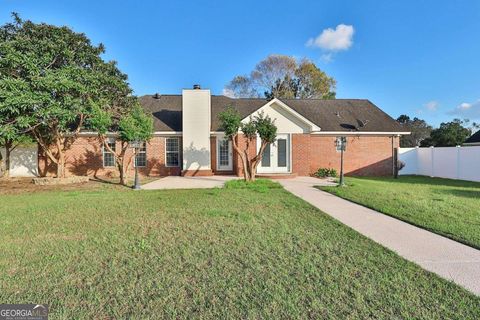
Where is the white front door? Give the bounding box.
[217,137,233,171]
[257,134,290,173]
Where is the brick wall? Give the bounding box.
[39,136,182,178]
[38,134,399,178]
[292,134,311,176]
[291,134,399,176]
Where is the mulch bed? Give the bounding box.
[0,177,121,195]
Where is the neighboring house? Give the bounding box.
[463,130,480,146]
[39,86,410,178]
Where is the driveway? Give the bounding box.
[279,176,480,296]
[142,175,238,190]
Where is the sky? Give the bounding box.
[1,0,479,127]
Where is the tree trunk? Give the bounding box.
[56,149,66,178]
[230,134,271,182]
[1,141,14,179]
[4,145,11,179]
[118,162,126,186]
[117,143,132,186]
[0,150,3,178]
[247,161,256,182]
[247,140,268,182]
[100,136,132,186]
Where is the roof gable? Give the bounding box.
[241,98,320,133]
[464,130,480,144]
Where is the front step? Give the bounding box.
[256,173,297,179]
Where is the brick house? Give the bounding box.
[39,86,409,178]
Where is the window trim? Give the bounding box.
[102,139,116,168]
[134,142,147,168]
[165,137,180,167]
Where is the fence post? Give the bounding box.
[430,146,435,177]
[393,147,399,179]
[456,145,461,180]
[415,146,419,175]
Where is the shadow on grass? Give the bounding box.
[89,177,141,189]
[349,175,480,189]
[90,177,122,185]
[435,188,480,199]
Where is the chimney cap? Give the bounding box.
[153,93,161,99]
[193,84,201,90]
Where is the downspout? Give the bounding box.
[391,135,395,177]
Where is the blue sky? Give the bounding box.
[1,0,479,126]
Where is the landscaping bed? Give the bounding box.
[0,179,478,318]
[32,176,90,185]
[319,175,480,249]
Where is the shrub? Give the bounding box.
[314,168,338,178]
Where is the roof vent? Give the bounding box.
[153,93,161,99]
[193,84,201,90]
[357,119,370,128]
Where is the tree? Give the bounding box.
[0,14,37,178]
[421,119,472,147]
[89,103,153,186]
[396,115,432,147]
[294,59,336,99]
[0,14,134,178]
[219,107,277,181]
[225,55,336,100]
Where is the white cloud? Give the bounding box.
[306,24,355,51]
[416,101,439,115]
[448,99,480,119]
[320,53,333,63]
[424,101,439,111]
[222,88,236,98]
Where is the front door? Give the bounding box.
[257,134,290,173]
[217,137,233,171]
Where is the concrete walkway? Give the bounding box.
[142,175,238,190]
[279,177,480,296]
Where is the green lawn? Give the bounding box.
[320,175,480,249]
[1,179,479,318]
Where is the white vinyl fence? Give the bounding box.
[0,145,38,177]
[399,146,480,182]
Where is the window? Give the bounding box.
[134,142,147,167]
[261,143,271,167]
[103,138,116,167]
[218,139,229,166]
[277,139,287,167]
[165,137,180,167]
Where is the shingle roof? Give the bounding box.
[139,95,407,133]
[280,98,406,132]
[464,130,480,144]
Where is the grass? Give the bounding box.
[319,175,480,249]
[1,179,479,318]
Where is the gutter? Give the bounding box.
[310,131,410,136]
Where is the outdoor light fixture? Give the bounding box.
[335,137,347,186]
[130,140,142,190]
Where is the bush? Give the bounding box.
[313,168,338,178]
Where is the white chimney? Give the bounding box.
[181,86,212,175]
